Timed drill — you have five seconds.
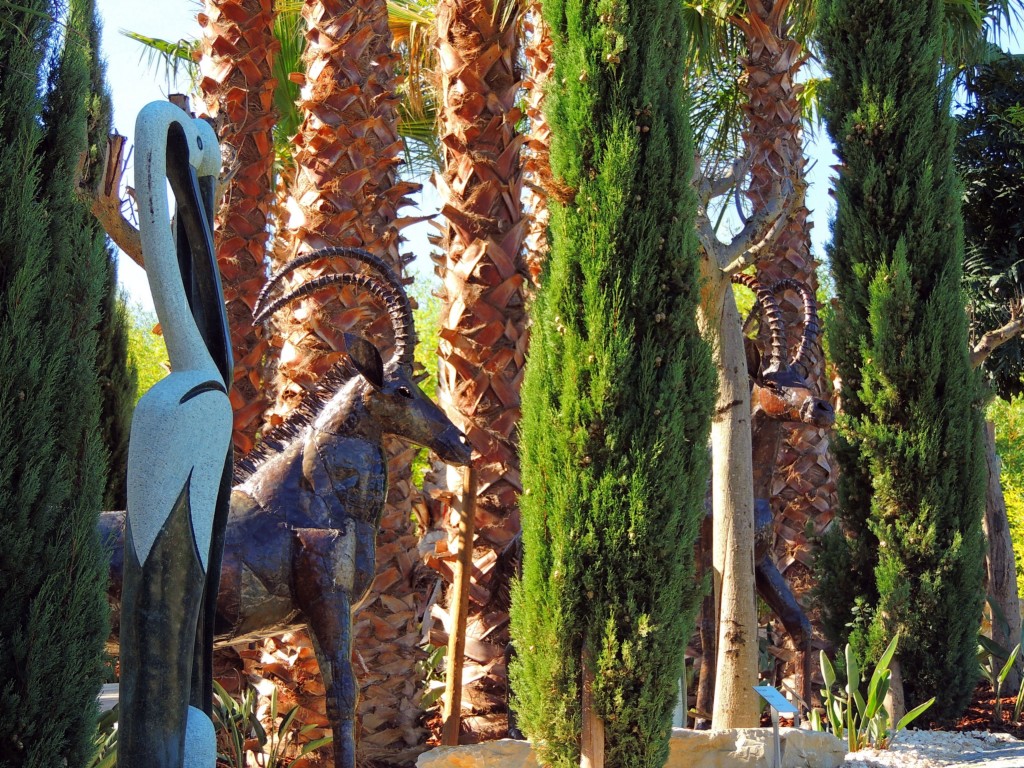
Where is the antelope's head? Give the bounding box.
[734,274,835,429]
[255,247,472,466]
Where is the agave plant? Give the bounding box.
[812,635,935,752]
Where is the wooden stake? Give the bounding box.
[441,464,478,746]
[580,652,605,768]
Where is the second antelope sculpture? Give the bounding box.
[738,274,835,709]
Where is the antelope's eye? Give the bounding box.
[397,386,413,399]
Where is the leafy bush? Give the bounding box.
[978,634,1021,723]
[88,683,331,768]
[86,706,118,768]
[213,680,331,767]
[124,301,168,403]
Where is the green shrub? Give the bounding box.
[988,395,1024,597]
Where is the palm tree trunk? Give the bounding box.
[266,1,430,761]
[197,0,278,455]
[431,0,528,740]
[736,0,838,699]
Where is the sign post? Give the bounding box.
[753,685,799,768]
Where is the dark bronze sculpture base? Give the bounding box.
[118,487,205,765]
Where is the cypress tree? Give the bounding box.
[815,0,987,719]
[83,11,135,512]
[0,0,113,763]
[97,270,136,511]
[508,1,714,765]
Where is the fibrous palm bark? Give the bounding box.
[734,0,837,686]
[430,0,529,739]
[522,1,552,284]
[197,0,278,455]
[268,0,429,760]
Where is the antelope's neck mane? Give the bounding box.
[233,361,358,484]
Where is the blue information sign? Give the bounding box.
[753,685,799,715]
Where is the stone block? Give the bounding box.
[415,727,846,768]
[779,728,847,767]
[666,728,769,767]
[417,739,538,768]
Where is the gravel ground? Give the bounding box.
[842,730,1024,767]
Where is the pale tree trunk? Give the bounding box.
[580,652,605,768]
[694,162,798,729]
[884,658,906,726]
[983,419,1023,690]
[698,266,760,729]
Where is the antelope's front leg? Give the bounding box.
[293,527,361,768]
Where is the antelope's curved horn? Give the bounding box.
[255,247,415,366]
[770,278,818,374]
[254,273,413,365]
[731,273,787,372]
[256,248,402,314]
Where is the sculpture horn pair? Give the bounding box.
[254,246,415,369]
[731,273,818,377]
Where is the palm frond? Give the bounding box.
[389,0,441,175]
[944,0,1024,72]
[797,75,827,130]
[120,30,200,92]
[272,6,305,165]
[388,0,434,30]
[681,1,821,168]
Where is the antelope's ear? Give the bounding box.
[345,333,385,390]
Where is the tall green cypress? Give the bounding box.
[815,0,986,719]
[83,10,136,512]
[97,269,136,511]
[508,1,714,765]
[0,1,113,763]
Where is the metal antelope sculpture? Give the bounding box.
[118,101,232,768]
[695,275,834,724]
[103,246,472,768]
[738,274,835,709]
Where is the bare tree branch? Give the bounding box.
[693,157,805,281]
[971,314,1024,369]
[79,133,144,267]
[695,154,750,207]
[719,188,792,275]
